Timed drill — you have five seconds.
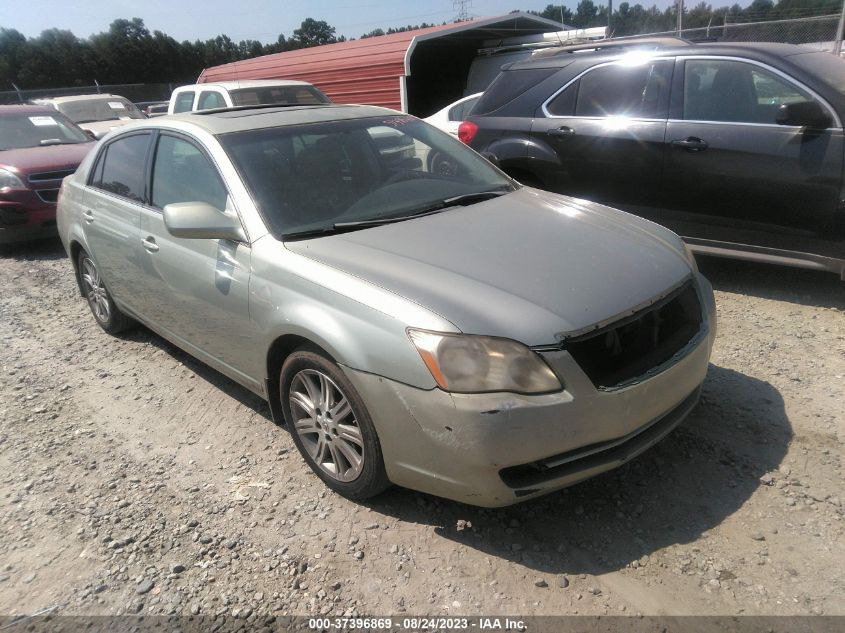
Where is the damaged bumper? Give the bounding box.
[342,274,717,507]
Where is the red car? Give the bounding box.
[0,105,94,244]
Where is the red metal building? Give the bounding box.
[197,13,563,116]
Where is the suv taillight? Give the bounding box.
[458,121,478,145]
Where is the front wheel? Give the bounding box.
[280,349,390,500]
[77,250,134,334]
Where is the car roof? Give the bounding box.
[510,40,827,70]
[130,104,401,136]
[0,104,60,116]
[178,80,314,91]
[32,94,129,104]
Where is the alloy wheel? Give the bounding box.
[288,369,365,482]
[80,257,110,323]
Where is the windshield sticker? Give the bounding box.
[28,116,59,127]
[108,101,126,109]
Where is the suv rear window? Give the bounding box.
[575,61,671,118]
[472,68,557,115]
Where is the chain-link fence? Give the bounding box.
[644,14,841,51]
[0,82,177,106]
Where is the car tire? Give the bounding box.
[77,250,135,334]
[427,150,458,177]
[280,348,390,500]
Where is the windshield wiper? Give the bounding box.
[333,190,510,230]
[283,189,511,240]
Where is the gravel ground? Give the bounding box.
[0,240,843,621]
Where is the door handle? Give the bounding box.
[141,236,159,253]
[82,210,94,223]
[547,126,575,137]
[671,137,709,152]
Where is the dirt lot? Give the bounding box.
[0,240,843,621]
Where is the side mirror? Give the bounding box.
[163,201,246,242]
[776,101,831,129]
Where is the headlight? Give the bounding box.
[0,168,25,190]
[408,329,562,394]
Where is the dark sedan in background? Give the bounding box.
[0,105,94,244]
[462,40,845,279]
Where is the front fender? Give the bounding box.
[250,237,456,389]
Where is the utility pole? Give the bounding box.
[677,0,684,36]
[834,0,845,56]
[608,0,613,33]
[453,0,472,22]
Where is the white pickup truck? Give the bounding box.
[168,80,330,114]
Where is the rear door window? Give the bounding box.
[173,91,195,113]
[197,91,226,111]
[92,133,152,202]
[574,61,672,118]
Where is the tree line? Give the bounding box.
[532,0,840,36]
[1,0,841,90]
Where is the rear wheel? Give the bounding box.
[281,349,390,500]
[77,250,134,334]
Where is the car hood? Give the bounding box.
[80,119,139,138]
[284,188,694,346]
[0,142,94,178]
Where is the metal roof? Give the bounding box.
[198,13,565,111]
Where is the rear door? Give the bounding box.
[662,56,844,249]
[529,58,673,212]
[83,132,152,310]
[135,131,258,383]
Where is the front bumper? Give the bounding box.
[0,188,59,244]
[343,274,717,507]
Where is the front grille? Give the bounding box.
[562,280,703,390]
[36,189,59,203]
[28,169,75,184]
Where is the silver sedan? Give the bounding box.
[57,104,716,507]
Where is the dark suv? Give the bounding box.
[462,39,845,278]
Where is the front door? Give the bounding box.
[662,57,844,253]
[529,59,673,212]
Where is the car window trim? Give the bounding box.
[541,56,676,120]
[86,130,154,204]
[672,55,842,129]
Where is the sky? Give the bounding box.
[6,0,689,44]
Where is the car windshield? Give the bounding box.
[57,98,145,124]
[220,116,515,239]
[229,86,330,107]
[0,112,90,150]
